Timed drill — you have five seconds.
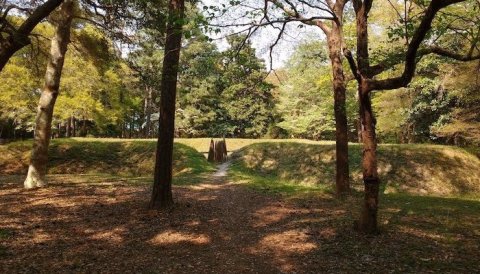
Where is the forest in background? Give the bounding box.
[1,0,478,151]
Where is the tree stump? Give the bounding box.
[208,139,228,163]
[208,139,215,162]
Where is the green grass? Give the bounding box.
[229,159,333,196]
[0,138,215,185]
[1,138,479,271]
[230,142,480,197]
[0,228,12,258]
[65,137,329,154]
[226,141,480,271]
[0,228,12,239]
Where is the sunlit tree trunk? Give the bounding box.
[351,0,380,233]
[356,81,379,233]
[144,86,153,138]
[150,0,185,209]
[24,0,74,189]
[327,24,350,196]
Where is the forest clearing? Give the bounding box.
[1,0,480,273]
[1,138,479,272]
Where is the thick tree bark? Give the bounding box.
[0,0,64,71]
[347,0,473,234]
[24,0,74,189]
[356,82,379,233]
[351,0,380,233]
[327,25,350,196]
[150,0,185,209]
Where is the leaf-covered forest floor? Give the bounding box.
[1,139,479,273]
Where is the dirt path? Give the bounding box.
[0,164,333,273]
[1,165,478,273]
[212,161,231,178]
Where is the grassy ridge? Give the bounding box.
[0,139,214,183]
[230,142,480,197]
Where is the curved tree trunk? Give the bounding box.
[150,0,185,209]
[24,0,74,189]
[0,0,64,71]
[327,25,350,196]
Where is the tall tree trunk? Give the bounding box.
[71,116,76,137]
[129,116,133,138]
[80,116,87,137]
[144,86,153,138]
[356,82,380,233]
[348,0,380,234]
[150,0,185,209]
[347,0,475,234]
[327,25,350,196]
[24,0,74,189]
[66,117,71,137]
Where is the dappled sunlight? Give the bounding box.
[1,156,480,272]
[0,140,213,180]
[233,142,480,197]
[257,230,317,254]
[248,229,318,272]
[89,228,126,244]
[252,204,295,228]
[396,225,447,242]
[189,181,239,190]
[260,159,278,170]
[148,230,210,246]
[174,167,194,176]
[31,230,54,244]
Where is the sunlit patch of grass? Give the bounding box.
[175,138,334,155]
[381,193,480,231]
[229,155,333,197]
[0,139,215,186]
[231,142,480,196]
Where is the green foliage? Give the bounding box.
[432,62,480,146]
[275,41,357,140]
[404,79,454,142]
[176,35,275,138]
[0,57,40,131]
[374,58,480,146]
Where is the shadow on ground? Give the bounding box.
[1,172,479,273]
